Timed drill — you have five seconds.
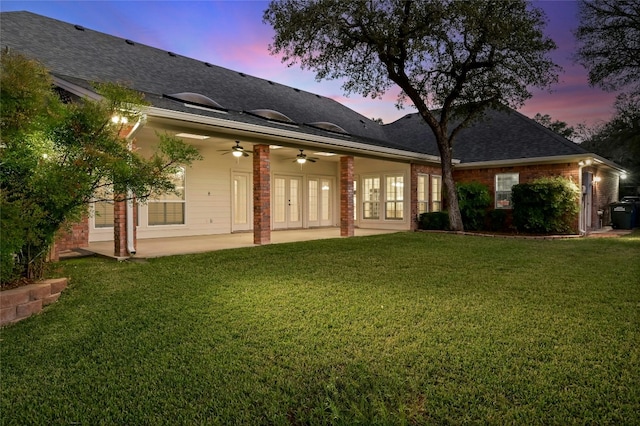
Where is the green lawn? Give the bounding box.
[1,231,639,425]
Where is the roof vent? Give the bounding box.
[168,51,177,57]
[294,88,301,93]
[247,109,295,123]
[308,122,349,134]
[164,92,226,110]
[204,62,213,67]
[74,24,85,31]
[239,72,246,77]
[125,39,135,45]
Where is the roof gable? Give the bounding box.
[383,108,589,163]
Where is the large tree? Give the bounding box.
[1,49,201,283]
[580,93,640,195]
[575,0,640,96]
[532,113,577,140]
[264,0,559,230]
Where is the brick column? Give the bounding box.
[410,163,419,231]
[253,145,271,245]
[340,155,354,237]
[113,196,128,257]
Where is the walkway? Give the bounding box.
[81,228,401,260]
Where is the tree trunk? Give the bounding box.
[437,138,464,231]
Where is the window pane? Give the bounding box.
[309,180,318,222]
[148,202,185,225]
[385,201,403,220]
[148,167,186,225]
[94,201,114,228]
[362,177,380,219]
[321,180,330,221]
[417,175,428,214]
[431,176,442,212]
[495,173,519,209]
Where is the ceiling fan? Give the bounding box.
[218,141,252,158]
[293,149,318,164]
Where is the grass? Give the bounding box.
[1,231,639,425]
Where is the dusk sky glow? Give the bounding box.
[1,1,621,129]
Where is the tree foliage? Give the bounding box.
[456,182,491,231]
[532,113,577,140]
[0,49,202,284]
[264,0,559,231]
[580,93,640,195]
[575,0,640,96]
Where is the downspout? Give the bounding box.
[124,116,145,256]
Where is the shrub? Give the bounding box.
[419,211,450,230]
[456,182,491,231]
[487,209,510,232]
[511,176,580,234]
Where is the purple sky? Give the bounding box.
[1,0,620,128]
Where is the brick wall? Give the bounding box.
[340,156,355,237]
[253,145,271,245]
[55,215,89,251]
[453,163,580,191]
[591,167,619,228]
[454,163,581,232]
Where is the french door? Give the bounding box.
[273,175,303,229]
[232,172,252,232]
[308,177,333,227]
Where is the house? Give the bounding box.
[1,11,627,257]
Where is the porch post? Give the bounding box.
[253,144,271,244]
[340,155,354,237]
[113,195,128,257]
[410,163,419,231]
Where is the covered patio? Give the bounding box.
[83,228,402,260]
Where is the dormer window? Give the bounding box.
[164,92,226,111]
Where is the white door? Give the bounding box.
[273,175,302,229]
[308,177,333,227]
[232,172,252,232]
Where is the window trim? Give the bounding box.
[384,174,404,220]
[495,172,519,209]
[148,166,187,226]
[431,175,442,213]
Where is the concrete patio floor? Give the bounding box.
[82,228,402,260]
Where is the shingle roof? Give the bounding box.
[383,108,590,163]
[1,11,592,164]
[0,11,387,142]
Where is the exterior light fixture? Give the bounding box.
[296,157,307,164]
[593,176,601,183]
[621,173,628,180]
[111,115,128,124]
[232,150,243,158]
[585,159,593,165]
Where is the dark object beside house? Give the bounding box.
[610,200,638,229]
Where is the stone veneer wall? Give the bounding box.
[0,278,68,326]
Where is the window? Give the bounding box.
[93,184,114,228]
[385,175,404,220]
[417,175,429,215]
[362,177,380,219]
[149,167,186,225]
[495,173,519,209]
[431,175,442,212]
